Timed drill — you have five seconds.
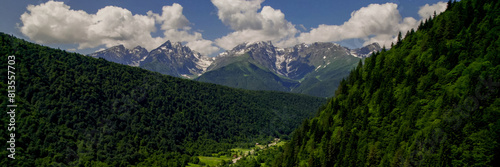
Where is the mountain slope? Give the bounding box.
[272,0,500,166]
[89,41,213,78]
[288,42,363,97]
[91,41,379,97]
[197,54,299,92]
[198,42,378,97]
[139,41,213,78]
[350,43,381,58]
[0,33,325,166]
[291,57,359,97]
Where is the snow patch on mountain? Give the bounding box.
[90,40,380,80]
[195,54,214,72]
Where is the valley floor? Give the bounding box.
[187,139,285,167]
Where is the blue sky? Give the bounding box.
[0,0,447,56]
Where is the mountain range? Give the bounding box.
[89,41,214,78]
[1,0,497,166]
[90,41,380,97]
[0,32,326,166]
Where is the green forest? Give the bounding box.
[268,0,500,166]
[0,32,326,166]
[1,0,499,166]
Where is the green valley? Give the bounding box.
[0,0,499,166]
[0,33,325,166]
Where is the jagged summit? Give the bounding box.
[88,44,148,66]
[89,40,379,88]
[218,41,276,57]
[141,41,213,78]
[199,41,381,97]
[88,40,213,78]
[109,44,126,52]
[157,40,183,49]
[213,41,380,78]
[350,42,381,58]
[153,40,193,56]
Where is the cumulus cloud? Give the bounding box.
[297,3,420,47]
[20,1,93,45]
[148,4,220,55]
[419,2,448,19]
[19,1,219,55]
[212,0,264,31]
[294,1,446,48]
[186,39,220,56]
[211,1,446,50]
[211,1,447,51]
[149,4,189,30]
[211,0,298,50]
[20,0,448,55]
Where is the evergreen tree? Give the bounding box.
[272,0,500,166]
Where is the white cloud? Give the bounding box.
[85,6,162,50]
[186,40,220,56]
[211,0,264,31]
[418,2,447,19]
[20,1,93,44]
[211,1,444,50]
[149,4,220,55]
[294,2,446,48]
[20,0,448,56]
[211,0,298,50]
[95,48,106,52]
[212,1,447,51]
[19,1,219,55]
[149,4,189,30]
[296,3,420,48]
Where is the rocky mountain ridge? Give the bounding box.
[212,41,380,80]
[89,41,380,97]
[89,41,213,78]
[88,45,148,66]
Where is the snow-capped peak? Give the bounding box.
[349,43,381,58]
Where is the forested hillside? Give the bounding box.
[272,0,500,166]
[0,33,325,166]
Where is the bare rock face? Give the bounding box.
[89,41,213,78]
[140,41,213,78]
